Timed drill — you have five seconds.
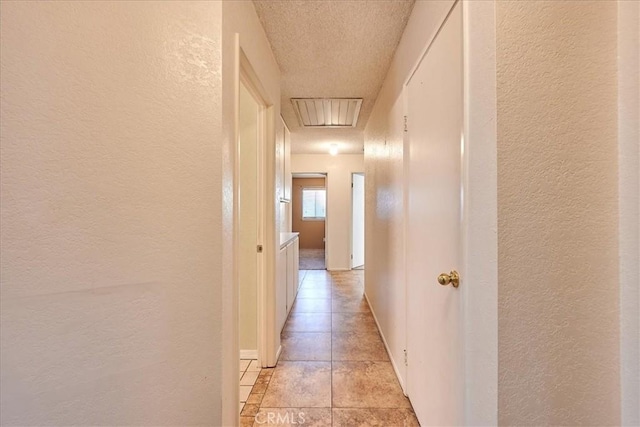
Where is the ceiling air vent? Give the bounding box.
[291,98,363,128]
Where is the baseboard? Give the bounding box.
[364,292,406,394]
[240,349,258,360]
[275,345,282,364]
[327,267,350,271]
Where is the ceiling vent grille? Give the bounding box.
[291,98,363,128]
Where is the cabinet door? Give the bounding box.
[277,247,288,332]
[286,244,295,314]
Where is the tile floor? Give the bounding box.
[239,269,419,426]
[239,359,264,413]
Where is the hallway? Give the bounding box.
[240,270,419,426]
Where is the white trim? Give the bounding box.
[365,292,406,393]
[618,1,640,425]
[461,1,498,425]
[350,172,365,270]
[240,350,258,360]
[221,33,241,427]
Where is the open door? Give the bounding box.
[238,81,262,362]
[405,2,463,425]
[351,173,365,269]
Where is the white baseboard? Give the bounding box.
[240,349,258,360]
[364,292,406,394]
[327,267,350,271]
[275,345,282,365]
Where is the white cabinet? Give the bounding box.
[276,246,288,333]
[277,235,300,333]
[286,237,299,312]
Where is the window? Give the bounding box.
[302,188,326,220]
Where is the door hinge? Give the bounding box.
[257,245,263,253]
[351,254,353,259]
[404,349,408,366]
[404,116,408,133]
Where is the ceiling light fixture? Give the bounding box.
[329,144,338,156]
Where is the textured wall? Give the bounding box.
[291,154,364,270]
[292,178,326,249]
[496,1,620,425]
[0,2,223,425]
[363,0,454,392]
[618,2,640,425]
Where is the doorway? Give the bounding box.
[236,48,279,414]
[351,173,365,269]
[292,173,327,270]
[238,81,261,363]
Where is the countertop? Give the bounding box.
[280,232,299,249]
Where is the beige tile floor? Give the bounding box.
[240,270,420,426]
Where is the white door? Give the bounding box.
[405,2,463,425]
[351,173,365,268]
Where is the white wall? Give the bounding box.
[291,154,364,270]
[363,0,455,395]
[496,1,620,425]
[618,2,640,425]
[1,2,223,425]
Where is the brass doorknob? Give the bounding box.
[438,270,460,288]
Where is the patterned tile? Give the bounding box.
[261,361,331,408]
[332,312,378,333]
[281,332,331,361]
[332,331,389,361]
[332,408,419,426]
[332,361,411,408]
[246,271,418,425]
[291,298,332,313]
[254,408,332,426]
[283,313,332,332]
[332,295,371,313]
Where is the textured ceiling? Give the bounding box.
[253,0,415,154]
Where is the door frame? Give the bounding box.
[460,1,498,424]
[236,47,277,370]
[350,172,365,269]
[403,2,464,422]
[292,172,328,269]
[400,0,499,424]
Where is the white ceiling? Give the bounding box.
[253,0,415,154]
